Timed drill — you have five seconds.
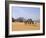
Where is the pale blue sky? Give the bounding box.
[12,6,40,20]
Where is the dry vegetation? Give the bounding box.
[12,22,40,31]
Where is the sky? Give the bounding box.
[12,6,40,20]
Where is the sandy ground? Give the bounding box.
[12,22,40,31]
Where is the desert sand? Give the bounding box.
[12,22,40,31]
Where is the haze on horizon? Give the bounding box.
[12,6,40,20]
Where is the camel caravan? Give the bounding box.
[12,17,38,24]
[24,19,34,24]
